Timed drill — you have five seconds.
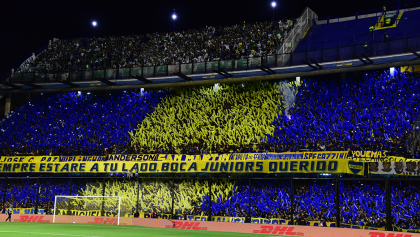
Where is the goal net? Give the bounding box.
[53,196,132,225]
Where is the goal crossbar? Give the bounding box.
[53,196,128,225]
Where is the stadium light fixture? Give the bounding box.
[92,21,97,38]
[390,67,395,77]
[172,10,177,33]
[271,2,276,23]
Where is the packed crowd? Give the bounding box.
[19,20,294,72]
[4,178,420,230]
[1,70,419,156]
[129,81,283,154]
[0,90,167,156]
[1,179,85,213]
[392,181,420,229]
[268,69,420,156]
[198,180,401,228]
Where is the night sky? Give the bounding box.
[0,0,411,78]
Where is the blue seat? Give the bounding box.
[295,9,420,53]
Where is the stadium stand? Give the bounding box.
[297,17,378,51]
[291,9,420,66]
[6,178,420,230]
[3,5,420,237]
[1,69,419,156]
[268,69,420,157]
[17,20,293,72]
[129,81,284,154]
[298,9,420,51]
[0,90,167,156]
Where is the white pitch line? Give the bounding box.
[62,224,133,229]
[53,223,132,229]
[0,230,101,237]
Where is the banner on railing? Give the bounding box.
[139,213,385,230]
[107,154,159,162]
[340,223,386,230]
[227,153,267,160]
[351,151,388,160]
[59,156,107,162]
[368,161,420,175]
[157,154,230,161]
[1,151,357,163]
[158,151,350,161]
[0,160,364,175]
[0,156,59,163]
[303,151,349,160]
[12,208,47,215]
[265,152,303,160]
[357,156,419,162]
[393,225,420,233]
[0,156,107,163]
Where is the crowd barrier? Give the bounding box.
[10,209,385,231]
[2,152,420,176]
[0,159,364,175]
[394,225,420,233]
[0,151,350,163]
[10,214,414,236]
[2,151,418,163]
[11,208,47,215]
[369,162,420,175]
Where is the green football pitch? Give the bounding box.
[0,222,296,237]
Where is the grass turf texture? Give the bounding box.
[0,222,296,237]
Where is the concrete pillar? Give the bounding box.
[340,72,347,80]
[340,72,348,83]
[5,94,11,117]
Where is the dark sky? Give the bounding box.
[0,0,412,78]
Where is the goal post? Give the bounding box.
[53,196,131,225]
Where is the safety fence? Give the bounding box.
[7,34,420,85]
[1,176,420,232]
[12,214,411,237]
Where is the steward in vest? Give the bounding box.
[383,32,388,42]
[385,17,391,26]
[369,25,374,38]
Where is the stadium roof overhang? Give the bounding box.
[1,52,420,94]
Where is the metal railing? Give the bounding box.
[355,9,378,20]
[316,15,340,24]
[1,175,420,231]
[404,112,420,156]
[6,35,420,85]
[277,7,317,55]
[404,2,420,11]
[316,3,420,25]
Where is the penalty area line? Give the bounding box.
[0,231,101,237]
